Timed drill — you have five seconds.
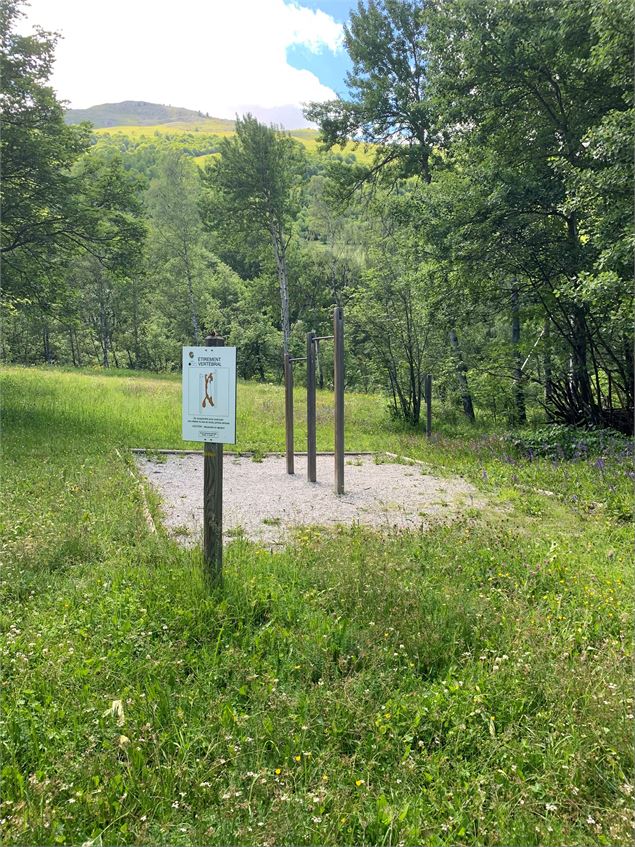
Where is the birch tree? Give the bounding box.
[146,151,208,345]
[201,115,306,354]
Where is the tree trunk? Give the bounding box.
[269,218,290,354]
[74,327,83,366]
[623,332,634,413]
[132,278,141,367]
[99,302,109,368]
[570,305,597,424]
[511,285,527,425]
[316,340,324,389]
[543,317,553,420]
[257,348,266,382]
[42,323,52,364]
[449,328,475,422]
[68,327,77,367]
[183,247,200,345]
[566,213,598,424]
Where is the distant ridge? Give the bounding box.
[64,100,236,130]
[60,100,370,162]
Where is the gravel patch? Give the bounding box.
[136,453,486,548]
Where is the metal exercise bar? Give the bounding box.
[334,307,345,495]
[284,314,344,490]
[306,330,317,482]
[284,352,294,475]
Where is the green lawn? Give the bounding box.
[1,366,632,846]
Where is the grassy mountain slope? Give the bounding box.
[64,100,234,130]
[94,124,368,164]
[66,100,369,161]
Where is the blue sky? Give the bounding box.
[286,1,357,97]
[23,0,359,127]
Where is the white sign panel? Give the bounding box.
[182,346,237,443]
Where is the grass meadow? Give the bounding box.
[95,124,371,165]
[1,366,633,846]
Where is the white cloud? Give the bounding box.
[21,0,342,116]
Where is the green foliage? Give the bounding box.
[306,0,434,182]
[348,193,441,424]
[306,0,633,432]
[4,0,632,436]
[201,115,309,353]
[145,149,214,346]
[507,425,632,462]
[202,115,307,233]
[0,1,143,305]
[424,0,633,427]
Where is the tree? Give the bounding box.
[1,1,85,295]
[1,0,147,375]
[349,193,441,425]
[306,0,435,184]
[426,0,634,429]
[68,151,146,367]
[306,1,480,422]
[146,150,210,344]
[201,115,306,353]
[0,1,143,298]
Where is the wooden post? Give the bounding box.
[425,373,432,438]
[306,330,317,483]
[204,333,224,585]
[284,352,294,475]
[334,307,345,494]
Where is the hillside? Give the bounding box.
[64,100,371,162]
[64,100,235,130]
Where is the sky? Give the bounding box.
[22,0,358,127]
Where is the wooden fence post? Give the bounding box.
[334,307,345,494]
[204,333,224,585]
[307,330,317,482]
[284,352,294,475]
[425,373,432,438]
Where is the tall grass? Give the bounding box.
[1,366,632,846]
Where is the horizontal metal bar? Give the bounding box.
[313,335,334,342]
[289,356,307,362]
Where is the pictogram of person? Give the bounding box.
[202,372,215,408]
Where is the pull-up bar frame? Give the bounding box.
[283,307,345,494]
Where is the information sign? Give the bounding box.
[182,346,237,443]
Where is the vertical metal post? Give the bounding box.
[284,352,294,474]
[425,373,432,438]
[334,307,345,494]
[204,333,224,586]
[306,330,317,483]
